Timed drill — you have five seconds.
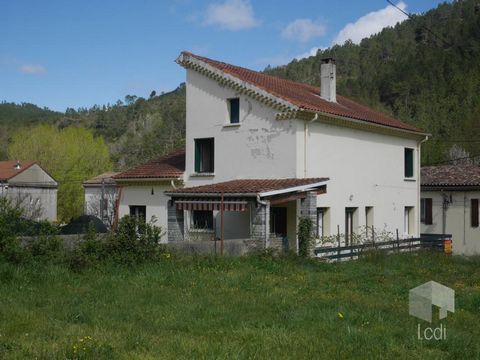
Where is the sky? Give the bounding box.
[1,0,448,112]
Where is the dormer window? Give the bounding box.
[228,98,240,124]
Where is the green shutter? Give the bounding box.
[405,148,414,178]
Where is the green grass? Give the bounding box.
[0,252,479,359]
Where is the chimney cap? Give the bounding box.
[321,57,336,64]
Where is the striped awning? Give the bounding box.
[175,199,248,211]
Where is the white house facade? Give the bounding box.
[421,165,480,255]
[113,150,185,242]
[0,160,58,221]
[165,52,429,252]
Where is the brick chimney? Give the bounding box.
[320,58,336,102]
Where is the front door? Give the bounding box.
[270,207,287,237]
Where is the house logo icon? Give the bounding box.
[409,281,455,323]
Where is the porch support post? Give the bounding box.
[301,191,317,256]
[251,200,270,250]
[167,200,184,242]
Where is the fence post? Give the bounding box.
[396,229,399,252]
[371,225,376,249]
[337,225,341,261]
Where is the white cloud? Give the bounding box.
[281,19,326,43]
[294,46,326,60]
[19,64,47,75]
[333,1,408,45]
[203,0,259,31]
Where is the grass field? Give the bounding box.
[0,252,479,359]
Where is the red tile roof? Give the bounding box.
[168,178,328,195]
[180,52,424,134]
[114,150,185,180]
[83,171,120,185]
[421,165,480,187]
[0,161,36,181]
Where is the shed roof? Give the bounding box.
[0,161,36,181]
[167,177,328,196]
[83,172,120,186]
[421,165,480,187]
[114,150,185,180]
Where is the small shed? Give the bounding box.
[0,160,58,221]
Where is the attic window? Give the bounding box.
[228,98,240,124]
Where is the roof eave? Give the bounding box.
[299,110,430,139]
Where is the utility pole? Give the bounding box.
[101,178,105,220]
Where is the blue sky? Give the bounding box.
[1,0,448,112]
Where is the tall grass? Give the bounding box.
[0,252,479,359]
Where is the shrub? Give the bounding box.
[27,235,63,261]
[69,223,106,271]
[298,217,314,258]
[105,215,165,264]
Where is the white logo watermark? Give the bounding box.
[409,281,455,340]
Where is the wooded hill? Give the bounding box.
[1,0,479,168]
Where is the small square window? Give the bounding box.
[194,138,214,173]
[192,210,213,230]
[129,205,146,223]
[228,98,240,124]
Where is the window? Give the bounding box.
[471,199,479,228]
[404,207,414,235]
[191,210,214,230]
[404,148,414,178]
[345,207,357,245]
[129,205,146,223]
[421,198,433,225]
[317,208,325,238]
[194,138,214,173]
[228,98,240,124]
[365,206,374,238]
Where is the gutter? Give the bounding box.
[165,180,329,198]
[303,110,431,139]
[304,113,319,178]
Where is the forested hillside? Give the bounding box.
[265,0,480,164]
[1,0,479,168]
[0,85,185,170]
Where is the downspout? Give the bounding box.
[417,135,429,235]
[464,192,467,246]
[256,194,269,248]
[113,185,124,232]
[304,113,319,178]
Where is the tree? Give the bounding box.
[8,125,112,222]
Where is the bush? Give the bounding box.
[69,223,107,271]
[27,235,63,261]
[105,215,165,264]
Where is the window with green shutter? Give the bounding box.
[404,148,414,178]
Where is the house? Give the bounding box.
[0,160,57,221]
[421,164,480,255]
[164,52,429,252]
[113,150,185,240]
[83,171,120,228]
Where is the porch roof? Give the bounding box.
[166,177,328,197]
